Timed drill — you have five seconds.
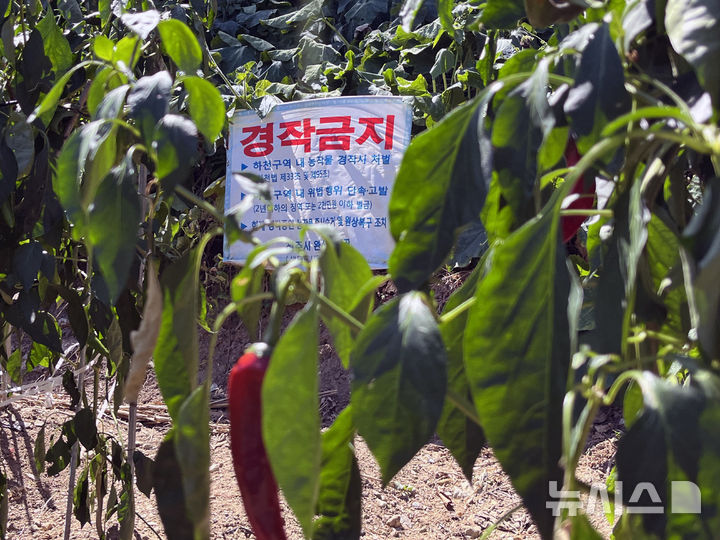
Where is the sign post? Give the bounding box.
[225,96,412,268]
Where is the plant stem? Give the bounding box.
[645,330,687,348]
[438,297,476,325]
[559,134,628,200]
[559,209,613,217]
[323,17,358,52]
[479,502,524,540]
[65,247,94,540]
[297,281,365,333]
[628,73,695,120]
[95,458,104,539]
[624,129,713,154]
[1,323,11,391]
[206,51,245,106]
[603,371,641,406]
[175,184,225,223]
[485,31,496,84]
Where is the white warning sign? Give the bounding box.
[224,96,412,268]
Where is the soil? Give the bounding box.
[1,272,623,539]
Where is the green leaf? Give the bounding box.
[88,67,125,116]
[564,23,630,155]
[683,177,720,359]
[437,262,487,482]
[0,137,17,203]
[153,246,202,420]
[118,462,135,540]
[12,241,47,290]
[52,284,89,347]
[152,114,199,192]
[95,84,129,120]
[82,123,118,211]
[450,219,488,267]
[437,0,455,37]
[430,48,455,79]
[105,484,118,522]
[53,120,118,238]
[153,435,194,540]
[34,425,46,474]
[17,29,51,91]
[37,10,72,75]
[319,234,375,368]
[3,290,62,352]
[389,85,498,292]
[73,408,99,450]
[584,176,648,355]
[240,34,275,52]
[490,62,552,230]
[92,35,115,61]
[568,514,603,539]
[112,35,141,69]
[128,72,171,142]
[6,349,21,385]
[464,202,570,539]
[313,407,362,540]
[396,74,429,96]
[27,62,87,126]
[183,76,225,142]
[615,372,708,536]
[0,466,7,539]
[133,450,154,498]
[45,437,71,476]
[623,381,644,428]
[263,305,322,537]
[157,19,202,74]
[694,374,720,535]
[63,369,81,409]
[73,465,91,526]
[351,292,447,483]
[666,0,720,107]
[646,213,689,338]
[4,111,34,178]
[175,384,210,538]
[481,0,525,28]
[262,0,324,28]
[230,247,266,338]
[87,156,141,303]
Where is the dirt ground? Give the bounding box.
[1,273,622,539]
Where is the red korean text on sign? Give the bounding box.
[278,119,316,153]
[317,116,354,151]
[239,114,397,155]
[356,115,395,150]
[240,123,274,157]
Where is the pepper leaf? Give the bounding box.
[313,406,362,539]
[351,291,447,483]
[438,262,487,482]
[263,304,322,537]
[157,19,202,74]
[464,199,570,539]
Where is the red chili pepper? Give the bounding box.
[561,137,597,243]
[228,343,287,540]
